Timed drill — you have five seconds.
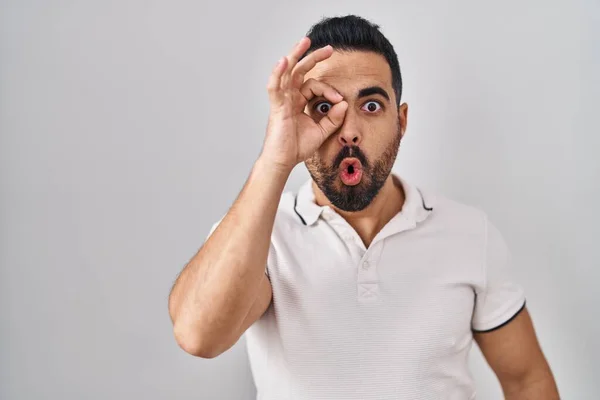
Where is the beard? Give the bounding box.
[305,123,402,212]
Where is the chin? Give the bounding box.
[329,182,373,212]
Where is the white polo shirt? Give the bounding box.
[206,173,526,400]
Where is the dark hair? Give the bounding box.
[300,15,402,106]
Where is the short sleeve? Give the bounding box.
[471,215,526,332]
[204,216,270,280]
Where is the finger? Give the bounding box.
[286,36,312,72]
[299,78,343,106]
[318,101,348,139]
[266,56,289,108]
[290,45,333,88]
[281,37,312,89]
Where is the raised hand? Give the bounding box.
[260,37,348,172]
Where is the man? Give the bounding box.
[168,15,559,399]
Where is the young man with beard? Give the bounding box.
[168,15,559,400]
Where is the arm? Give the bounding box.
[168,158,286,358]
[473,306,560,399]
[168,36,347,358]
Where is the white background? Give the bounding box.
[1,0,598,399]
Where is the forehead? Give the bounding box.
[304,50,393,95]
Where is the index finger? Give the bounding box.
[290,45,334,87]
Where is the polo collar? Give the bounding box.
[293,173,434,227]
[294,178,325,226]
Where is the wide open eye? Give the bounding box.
[362,101,382,113]
[314,101,332,115]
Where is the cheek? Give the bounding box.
[361,138,390,164]
[371,126,396,148]
[305,149,326,168]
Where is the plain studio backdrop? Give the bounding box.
[1,0,598,399]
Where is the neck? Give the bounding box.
[312,173,405,247]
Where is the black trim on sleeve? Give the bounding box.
[472,299,527,333]
[294,194,307,226]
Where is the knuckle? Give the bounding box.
[328,113,342,127]
[301,78,316,90]
[291,74,303,87]
[324,117,335,129]
[317,122,327,139]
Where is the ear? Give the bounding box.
[398,103,408,138]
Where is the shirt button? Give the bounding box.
[362,261,370,269]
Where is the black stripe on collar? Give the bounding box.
[417,188,433,211]
[293,194,307,226]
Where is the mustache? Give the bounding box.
[333,145,369,169]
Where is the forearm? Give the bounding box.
[169,157,290,351]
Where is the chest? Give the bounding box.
[268,229,483,364]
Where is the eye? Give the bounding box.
[314,101,332,115]
[362,101,382,113]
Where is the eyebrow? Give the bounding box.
[357,86,391,103]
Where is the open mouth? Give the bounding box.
[339,158,363,186]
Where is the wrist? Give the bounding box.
[255,154,295,177]
[250,158,293,191]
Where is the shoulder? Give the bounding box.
[419,187,489,234]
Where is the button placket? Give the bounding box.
[356,240,386,302]
[357,260,378,281]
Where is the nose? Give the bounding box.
[337,114,362,147]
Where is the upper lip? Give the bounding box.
[340,158,362,170]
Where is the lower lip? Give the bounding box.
[340,167,363,186]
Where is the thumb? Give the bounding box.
[318,101,348,138]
